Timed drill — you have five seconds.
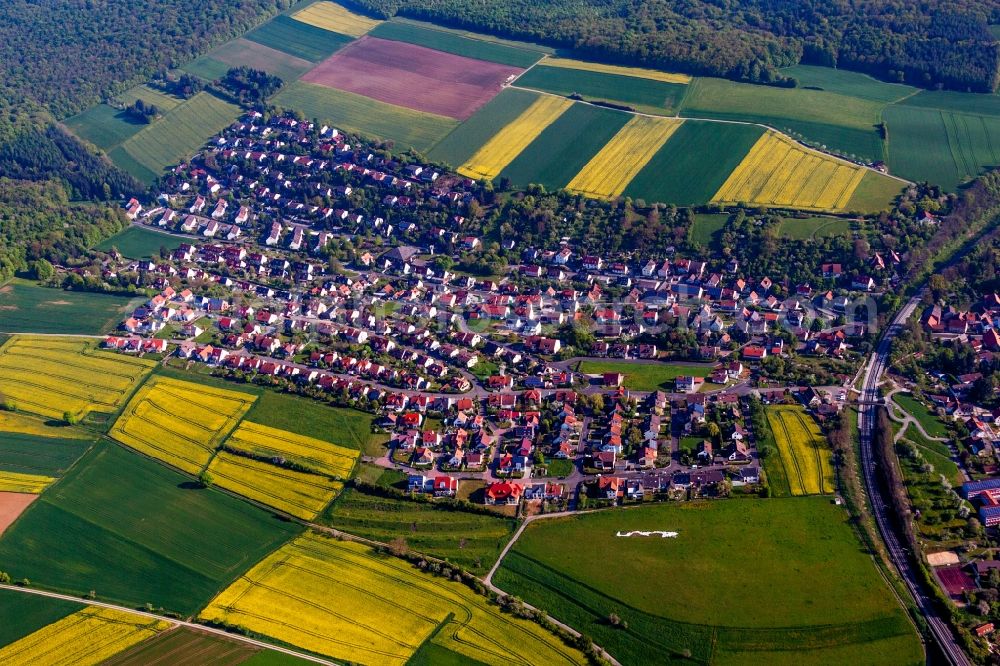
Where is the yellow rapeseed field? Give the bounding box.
[566,115,682,198]
[0,336,154,420]
[109,376,255,475]
[711,131,868,212]
[201,533,585,666]
[291,1,381,37]
[0,470,56,493]
[207,451,342,520]
[0,606,170,665]
[0,412,91,439]
[458,95,573,181]
[540,56,691,84]
[226,421,358,478]
[766,405,835,496]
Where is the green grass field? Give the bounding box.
[781,65,917,104]
[0,589,79,648]
[101,626,260,665]
[427,87,540,168]
[117,84,183,113]
[845,170,904,212]
[679,77,885,162]
[515,66,687,114]
[246,390,375,453]
[499,103,630,191]
[323,484,517,571]
[775,216,855,240]
[96,226,186,259]
[689,213,729,247]
[624,120,765,205]
[0,432,93,477]
[0,280,140,334]
[188,38,314,82]
[900,90,1000,116]
[273,81,458,153]
[63,104,145,152]
[901,427,963,487]
[369,21,542,68]
[245,14,353,62]
[894,394,949,438]
[183,56,232,82]
[494,498,922,665]
[112,91,241,183]
[577,360,712,391]
[0,442,301,614]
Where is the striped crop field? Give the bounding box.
[458,94,573,180]
[0,412,91,439]
[207,451,343,520]
[0,336,155,421]
[539,56,691,84]
[565,116,682,198]
[109,375,255,475]
[226,421,358,478]
[712,131,869,212]
[0,606,170,666]
[291,1,381,37]
[200,532,585,666]
[0,471,55,494]
[765,405,835,496]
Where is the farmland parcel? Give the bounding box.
[291,1,382,37]
[201,532,585,666]
[369,21,542,68]
[186,39,313,83]
[0,442,301,613]
[101,627,262,666]
[0,589,78,648]
[515,65,687,114]
[764,405,836,496]
[0,335,154,421]
[427,88,540,167]
[494,498,922,665]
[244,14,352,62]
[300,36,523,120]
[0,606,170,666]
[0,282,139,334]
[110,375,255,475]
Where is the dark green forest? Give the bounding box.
[348,0,1000,91]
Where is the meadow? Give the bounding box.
[369,21,542,68]
[565,116,682,198]
[96,225,186,259]
[101,627,260,666]
[273,81,457,152]
[689,213,729,247]
[427,88,539,168]
[244,14,352,62]
[186,39,313,83]
[64,104,145,152]
[0,335,155,421]
[515,65,688,114]
[764,405,835,496]
[893,393,949,438]
[117,84,183,113]
[0,442,301,613]
[323,484,516,571]
[775,216,855,240]
[0,606,170,666]
[457,94,572,181]
[111,92,241,183]
[291,1,381,37]
[499,103,629,191]
[780,64,917,104]
[0,281,139,334]
[0,589,78,648]
[110,375,256,475]
[494,498,922,665]
[246,390,376,452]
[577,360,712,391]
[200,532,584,666]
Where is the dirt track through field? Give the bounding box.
[300,36,522,119]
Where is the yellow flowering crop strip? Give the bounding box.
[0,606,170,666]
[207,452,342,520]
[109,376,256,475]
[0,412,89,439]
[712,131,867,212]
[458,95,573,181]
[226,421,358,478]
[766,406,835,495]
[201,533,586,666]
[540,56,691,84]
[291,1,382,37]
[566,115,682,198]
[0,336,154,420]
[0,470,56,493]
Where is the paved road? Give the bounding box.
[857,292,970,666]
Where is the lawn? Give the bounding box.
[577,360,713,391]
[0,280,140,334]
[546,458,575,478]
[499,103,630,191]
[894,394,949,438]
[369,21,542,68]
[781,64,917,104]
[96,226,186,259]
[515,65,687,114]
[322,485,517,571]
[494,497,922,665]
[689,212,729,247]
[64,104,145,152]
[244,14,353,62]
[623,120,765,206]
[0,588,78,648]
[112,92,241,183]
[427,88,540,168]
[0,442,302,614]
[199,532,583,666]
[273,81,458,153]
[101,626,260,666]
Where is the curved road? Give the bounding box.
[857,291,970,666]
